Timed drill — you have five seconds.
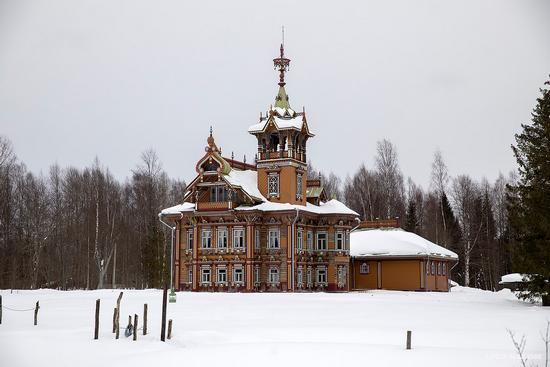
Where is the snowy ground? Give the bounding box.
[1,287,549,367]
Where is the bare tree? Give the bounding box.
[375,139,405,219]
[431,149,449,245]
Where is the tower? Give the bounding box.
[248,43,314,205]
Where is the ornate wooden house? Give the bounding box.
[160,44,359,292]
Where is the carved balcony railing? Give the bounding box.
[196,201,232,211]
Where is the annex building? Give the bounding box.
[160,44,458,293]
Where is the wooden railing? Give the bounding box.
[196,201,231,211]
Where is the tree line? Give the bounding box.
[310,141,515,291]
[0,141,185,289]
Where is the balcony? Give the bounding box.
[196,201,232,211]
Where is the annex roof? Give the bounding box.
[350,228,459,260]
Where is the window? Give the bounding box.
[268,267,279,284]
[187,230,193,250]
[268,174,279,196]
[268,229,280,249]
[297,229,303,250]
[297,267,303,286]
[201,267,211,284]
[442,263,447,276]
[316,232,327,250]
[437,262,442,275]
[307,231,313,251]
[307,268,312,286]
[426,261,430,275]
[296,173,302,198]
[360,263,370,274]
[431,261,436,275]
[335,231,344,250]
[217,267,227,283]
[188,268,193,283]
[254,229,260,250]
[233,267,244,283]
[217,228,227,249]
[210,186,228,202]
[317,267,327,285]
[254,266,260,284]
[233,228,245,249]
[201,229,212,248]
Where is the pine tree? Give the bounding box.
[509,78,550,306]
[405,199,418,234]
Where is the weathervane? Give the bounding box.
[273,26,290,87]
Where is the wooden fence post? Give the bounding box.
[112,308,117,333]
[34,301,39,326]
[161,285,167,342]
[115,292,123,339]
[167,319,172,340]
[406,330,412,350]
[94,299,100,340]
[143,304,148,335]
[133,314,138,341]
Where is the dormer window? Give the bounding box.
[210,186,229,202]
[268,174,279,197]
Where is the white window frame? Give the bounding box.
[426,260,430,275]
[254,266,260,284]
[297,266,303,286]
[268,267,279,284]
[316,232,327,251]
[437,262,442,275]
[317,267,327,285]
[307,267,312,287]
[187,230,193,250]
[217,227,227,249]
[217,267,227,284]
[201,229,212,249]
[431,261,436,275]
[254,229,260,250]
[268,228,280,249]
[297,229,303,250]
[268,173,279,197]
[201,267,211,284]
[307,231,313,251]
[442,262,447,276]
[360,262,369,274]
[335,231,344,250]
[233,267,244,284]
[188,267,193,284]
[233,227,245,249]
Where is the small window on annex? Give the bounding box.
[360,262,370,274]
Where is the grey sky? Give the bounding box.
[1,0,549,189]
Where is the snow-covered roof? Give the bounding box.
[223,169,265,201]
[160,202,195,215]
[499,273,531,284]
[350,228,459,260]
[248,115,306,134]
[235,199,358,216]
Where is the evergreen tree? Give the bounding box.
[405,199,418,233]
[509,78,550,306]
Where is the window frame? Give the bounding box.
[297,229,303,250]
[316,232,328,251]
[233,227,245,249]
[317,267,327,285]
[360,262,370,274]
[217,267,227,284]
[307,231,313,251]
[335,231,344,250]
[201,267,211,284]
[254,229,260,250]
[217,227,228,249]
[201,229,212,249]
[268,228,280,249]
[268,173,279,197]
[296,173,302,199]
[268,267,279,284]
[233,267,244,284]
[187,230,193,250]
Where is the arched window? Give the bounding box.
[360,263,370,274]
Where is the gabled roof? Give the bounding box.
[350,228,458,260]
[248,109,314,136]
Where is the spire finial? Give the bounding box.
[207,126,216,150]
[273,29,290,87]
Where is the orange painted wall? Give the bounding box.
[352,260,378,289]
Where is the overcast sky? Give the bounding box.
[1,0,549,189]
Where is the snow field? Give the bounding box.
[1,287,549,367]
